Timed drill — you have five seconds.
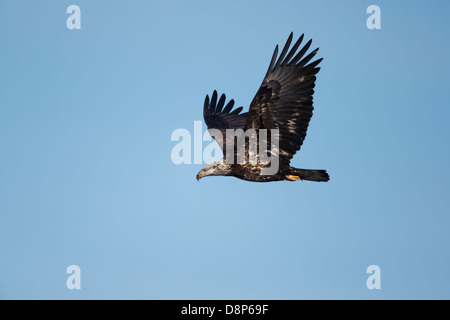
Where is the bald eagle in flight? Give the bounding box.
[197,33,329,182]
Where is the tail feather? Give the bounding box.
[289,168,330,182]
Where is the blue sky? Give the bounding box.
[0,0,449,299]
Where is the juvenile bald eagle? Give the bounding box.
[197,33,329,182]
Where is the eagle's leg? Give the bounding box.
[285,174,302,181]
[287,168,330,182]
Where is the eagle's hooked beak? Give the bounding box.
[196,172,206,181]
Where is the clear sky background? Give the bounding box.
[0,0,449,299]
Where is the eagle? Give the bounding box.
[196,33,329,183]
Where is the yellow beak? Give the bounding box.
[196,172,206,181]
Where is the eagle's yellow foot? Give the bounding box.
[285,175,301,181]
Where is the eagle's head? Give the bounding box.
[196,159,232,181]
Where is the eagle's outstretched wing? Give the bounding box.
[244,33,322,164]
[204,90,248,153]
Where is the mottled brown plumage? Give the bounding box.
[197,33,329,183]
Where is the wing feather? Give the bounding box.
[244,33,322,164]
[203,90,248,154]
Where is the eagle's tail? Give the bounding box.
[287,168,330,182]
